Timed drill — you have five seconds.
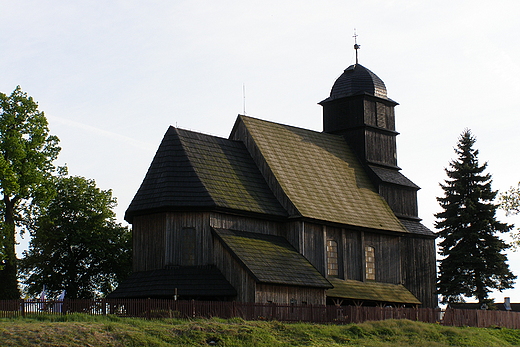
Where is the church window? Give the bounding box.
[326,239,339,276]
[365,245,375,281]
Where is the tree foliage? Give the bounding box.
[0,86,61,299]
[436,129,516,304]
[499,182,520,247]
[500,183,520,216]
[21,175,132,299]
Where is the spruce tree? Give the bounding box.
[436,129,516,305]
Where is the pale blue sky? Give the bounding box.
[2,0,520,303]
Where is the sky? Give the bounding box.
[2,1,520,303]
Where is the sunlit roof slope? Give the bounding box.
[232,115,407,233]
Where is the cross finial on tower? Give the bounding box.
[353,29,360,65]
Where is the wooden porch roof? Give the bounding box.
[107,266,237,299]
[327,278,421,305]
[213,228,332,289]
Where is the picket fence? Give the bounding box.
[1,299,520,328]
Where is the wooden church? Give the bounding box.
[110,60,437,308]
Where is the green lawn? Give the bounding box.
[1,314,520,346]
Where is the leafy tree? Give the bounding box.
[499,182,520,247]
[0,86,61,299]
[21,175,132,299]
[436,129,516,305]
[500,183,520,216]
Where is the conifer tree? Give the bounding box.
[436,129,515,305]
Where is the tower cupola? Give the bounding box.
[324,64,390,102]
[319,63,399,169]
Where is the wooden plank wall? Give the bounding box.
[401,235,437,308]
[344,229,363,281]
[210,213,283,236]
[322,98,364,132]
[364,232,401,284]
[297,222,326,275]
[213,237,256,302]
[255,284,326,305]
[286,221,402,285]
[132,213,167,272]
[379,185,418,218]
[164,212,212,267]
[365,130,397,167]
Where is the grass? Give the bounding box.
[1,314,520,346]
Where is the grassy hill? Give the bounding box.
[1,314,520,346]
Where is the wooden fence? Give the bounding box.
[442,307,520,329]
[1,299,520,328]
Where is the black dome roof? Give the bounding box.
[322,64,391,103]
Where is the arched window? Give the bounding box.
[326,240,338,277]
[365,246,375,280]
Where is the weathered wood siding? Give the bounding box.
[365,130,397,167]
[210,213,283,236]
[164,212,213,267]
[363,100,395,131]
[132,213,167,272]
[322,97,364,132]
[364,232,401,284]
[286,221,399,284]
[344,229,363,281]
[255,284,326,305]
[322,96,398,168]
[298,222,326,275]
[324,227,344,278]
[379,185,418,218]
[132,212,214,271]
[213,236,255,302]
[284,221,302,253]
[401,235,438,308]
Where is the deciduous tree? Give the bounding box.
[21,175,131,299]
[499,182,520,247]
[436,129,515,304]
[0,86,60,299]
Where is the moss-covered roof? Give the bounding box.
[126,127,286,222]
[327,278,421,304]
[213,228,332,289]
[234,115,407,233]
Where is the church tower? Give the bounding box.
[319,63,399,169]
[319,48,421,221]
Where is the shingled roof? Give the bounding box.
[327,278,421,305]
[125,127,286,222]
[232,115,408,233]
[107,266,237,299]
[320,64,396,103]
[213,228,332,289]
